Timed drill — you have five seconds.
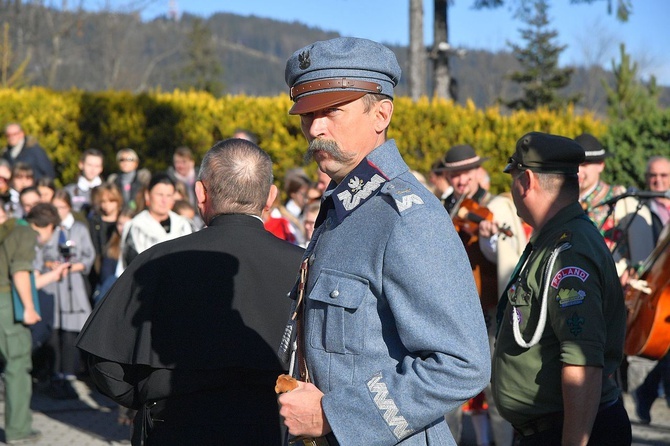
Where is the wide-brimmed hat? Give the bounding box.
[439,145,489,172]
[285,37,401,115]
[430,158,447,173]
[574,133,613,163]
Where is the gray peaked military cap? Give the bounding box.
[285,37,401,115]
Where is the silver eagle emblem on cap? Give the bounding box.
[298,50,310,70]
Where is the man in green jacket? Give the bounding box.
[492,132,630,445]
[0,204,61,444]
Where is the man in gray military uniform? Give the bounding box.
[277,37,491,445]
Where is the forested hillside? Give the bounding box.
[0,3,667,114]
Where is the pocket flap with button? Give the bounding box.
[507,280,532,307]
[309,269,368,310]
[308,269,368,355]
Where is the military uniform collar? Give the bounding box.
[530,202,588,245]
[317,140,404,227]
[366,139,408,179]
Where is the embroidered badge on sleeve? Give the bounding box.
[556,288,586,308]
[567,312,585,336]
[551,266,589,289]
[367,372,414,440]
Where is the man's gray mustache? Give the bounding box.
[304,139,353,164]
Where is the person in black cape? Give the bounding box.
[76,138,304,445]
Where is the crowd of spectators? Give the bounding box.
[0,123,324,408]
[4,120,669,442]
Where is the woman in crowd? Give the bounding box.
[88,184,125,299]
[92,206,135,305]
[39,190,95,398]
[36,177,56,203]
[117,173,192,273]
[106,148,150,211]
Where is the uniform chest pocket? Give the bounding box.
[308,269,368,355]
[506,279,536,331]
[507,279,532,308]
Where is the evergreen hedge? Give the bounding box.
[0,88,618,193]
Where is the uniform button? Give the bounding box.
[330,290,340,298]
[309,254,315,265]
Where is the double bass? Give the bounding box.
[624,228,670,359]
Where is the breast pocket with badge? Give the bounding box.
[308,269,368,355]
[506,278,534,332]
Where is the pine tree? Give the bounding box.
[502,0,580,111]
[180,18,224,97]
[601,43,668,188]
[604,43,660,121]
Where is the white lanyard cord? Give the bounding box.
[513,243,571,348]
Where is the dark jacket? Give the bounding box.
[76,214,304,445]
[106,168,151,210]
[2,137,55,180]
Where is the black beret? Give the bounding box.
[504,132,585,175]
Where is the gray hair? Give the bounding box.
[4,122,22,132]
[646,155,670,173]
[198,138,274,217]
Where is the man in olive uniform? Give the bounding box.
[492,132,630,445]
[0,203,60,444]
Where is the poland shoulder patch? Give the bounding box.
[551,266,589,289]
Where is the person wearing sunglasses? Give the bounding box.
[105,148,151,211]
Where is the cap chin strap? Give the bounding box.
[513,242,571,349]
[290,78,382,100]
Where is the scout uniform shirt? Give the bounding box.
[0,220,36,294]
[0,214,39,443]
[492,202,626,427]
